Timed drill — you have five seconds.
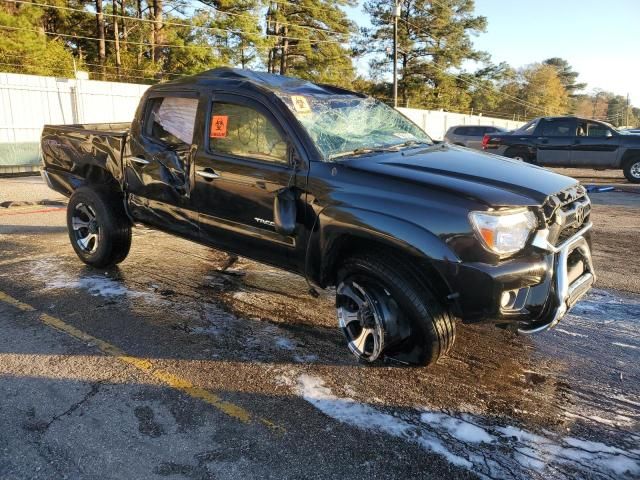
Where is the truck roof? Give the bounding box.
[149,67,364,98]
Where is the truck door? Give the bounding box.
[124,92,200,238]
[190,93,307,272]
[571,120,620,167]
[534,118,576,166]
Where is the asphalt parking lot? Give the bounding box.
[0,171,639,480]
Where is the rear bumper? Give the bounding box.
[444,223,595,332]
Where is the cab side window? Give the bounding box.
[209,102,288,164]
[144,96,198,148]
[540,120,575,137]
[587,122,611,137]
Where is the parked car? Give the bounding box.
[444,125,509,149]
[482,116,640,182]
[40,68,595,366]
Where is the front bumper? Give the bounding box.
[517,222,595,333]
[443,222,595,332]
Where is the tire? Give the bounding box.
[505,147,532,163]
[623,157,640,183]
[336,251,456,367]
[66,186,132,268]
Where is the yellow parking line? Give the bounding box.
[0,291,35,312]
[0,290,283,432]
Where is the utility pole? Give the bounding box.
[391,1,401,108]
[626,93,630,127]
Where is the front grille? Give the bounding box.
[557,222,585,245]
[544,186,591,246]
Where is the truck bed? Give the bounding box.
[40,122,130,197]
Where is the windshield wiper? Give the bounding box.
[328,141,433,160]
[388,140,432,150]
[329,147,388,160]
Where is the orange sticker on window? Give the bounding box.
[210,115,228,138]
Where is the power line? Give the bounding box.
[394,16,552,115]
[0,23,266,51]
[6,0,356,44]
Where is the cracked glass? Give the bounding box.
[278,94,432,161]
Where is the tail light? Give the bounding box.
[482,134,490,149]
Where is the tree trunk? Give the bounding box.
[136,0,142,67]
[113,0,121,78]
[152,0,163,64]
[401,53,408,107]
[121,0,128,49]
[240,38,246,69]
[279,26,288,75]
[95,0,106,80]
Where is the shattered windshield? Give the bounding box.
[278,94,432,160]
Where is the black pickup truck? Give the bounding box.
[40,68,596,366]
[482,115,640,182]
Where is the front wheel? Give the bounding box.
[623,157,640,183]
[67,186,132,268]
[336,252,456,367]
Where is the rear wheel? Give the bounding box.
[336,252,456,367]
[505,147,532,163]
[623,157,640,183]
[67,186,132,268]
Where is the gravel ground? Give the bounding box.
[0,169,638,480]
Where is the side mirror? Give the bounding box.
[274,188,297,236]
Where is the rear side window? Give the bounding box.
[518,120,538,134]
[144,96,198,147]
[453,127,468,135]
[540,120,575,137]
[587,123,611,137]
[209,102,288,164]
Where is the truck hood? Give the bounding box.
[619,132,640,145]
[342,144,578,207]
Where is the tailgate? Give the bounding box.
[40,123,129,194]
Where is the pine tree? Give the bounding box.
[543,58,586,96]
[364,0,486,109]
[0,3,77,77]
[264,0,356,86]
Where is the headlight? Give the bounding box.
[469,209,537,256]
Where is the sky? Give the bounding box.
[345,0,640,105]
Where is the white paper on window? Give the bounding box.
[156,97,199,144]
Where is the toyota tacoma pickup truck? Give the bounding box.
[482,115,640,182]
[40,68,596,366]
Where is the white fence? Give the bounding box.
[0,72,523,170]
[0,72,148,170]
[398,107,524,141]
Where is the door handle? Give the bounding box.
[196,168,220,180]
[131,156,150,166]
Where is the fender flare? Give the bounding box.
[306,205,461,287]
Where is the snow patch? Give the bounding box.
[29,259,155,300]
[293,354,318,364]
[554,328,587,338]
[275,337,296,351]
[296,374,473,468]
[295,374,640,479]
[420,412,494,444]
